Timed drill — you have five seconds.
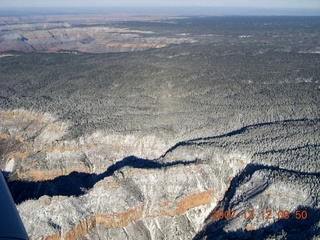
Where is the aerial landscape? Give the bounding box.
[0,0,319,239]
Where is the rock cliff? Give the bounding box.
[0,15,320,239]
[1,109,319,239]
[0,24,196,53]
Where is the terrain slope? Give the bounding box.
[0,16,319,239]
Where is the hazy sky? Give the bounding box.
[1,0,320,9]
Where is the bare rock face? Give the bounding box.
[0,24,196,53]
[1,109,319,239]
[0,15,320,239]
[0,110,172,181]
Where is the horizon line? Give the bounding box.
[0,6,319,17]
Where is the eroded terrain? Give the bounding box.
[0,15,320,239]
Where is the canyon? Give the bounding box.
[0,14,319,239]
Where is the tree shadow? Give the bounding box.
[5,156,196,204]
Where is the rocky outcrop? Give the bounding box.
[0,109,173,181]
[1,15,320,239]
[1,109,319,239]
[0,25,196,53]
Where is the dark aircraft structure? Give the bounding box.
[0,172,28,240]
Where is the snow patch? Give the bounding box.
[5,159,14,172]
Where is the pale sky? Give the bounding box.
[1,0,320,9]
